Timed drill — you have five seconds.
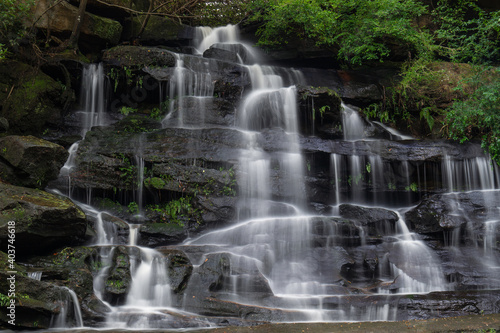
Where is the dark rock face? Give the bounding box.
[0,136,68,189]
[405,191,500,235]
[157,248,193,293]
[102,246,136,305]
[0,61,69,136]
[33,0,123,52]
[9,247,110,328]
[339,204,399,236]
[122,15,190,45]
[103,46,177,68]
[0,183,87,255]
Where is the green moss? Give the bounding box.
[144,177,166,189]
[0,65,65,134]
[89,13,122,44]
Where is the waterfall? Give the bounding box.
[380,212,448,293]
[80,63,107,136]
[50,287,83,328]
[44,22,500,328]
[28,271,43,280]
[342,103,365,141]
[161,54,214,128]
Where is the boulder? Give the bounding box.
[102,246,137,305]
[207,43,256,64]
[0,135,68,189]
[156,248,193,293]
[139,222,187,247]
[0,266,78,329]
[22,246,110,326]
[405,191,500,236]
[103,45,176,68]
[203,47,241,64]
[32,0,123,51]
[0,183,87,255]
[339,204,399,237]
[0,61,69,136]
[122,15,190,45]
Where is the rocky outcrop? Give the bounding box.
[103,45,176,68]
[405,190,500,235]
[0,61,70,136]
[0,183,87,255]
[21,246,110,327]
[339,204,399,237]
[122,15,190,45]
[0,136,68,189]
[33,0,123,51]
[102,246,137,305]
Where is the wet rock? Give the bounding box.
[0,135,68,189]
[297,86,343,138]
[0,61,69,135]
[339,204,399,236]
[196,196,237,230]
[405,191,500,236]
[16,247,110,328]
[103,45,176,68]
[0,183,87,255]
[181,252,232,309]
[208,43,256,64]
[156,248,193,293]
[103,246,136,305]
[204,47,241,64]
[397,289,500,320]
[139,222,187,247]
[0,265,79,329]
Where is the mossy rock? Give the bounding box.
[156,248,193,293]
[33,0,123,52]
[102,246,138,305]
[0,259,79,329]
[0,183,87,255]
[103,45,176,68]
[0,135,68,188]
[122,15,188,44]
[0,61,67,135]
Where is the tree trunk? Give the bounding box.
[66,0,89,49]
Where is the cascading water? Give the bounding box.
[50,287,84,328]
[80,63,108,135]
[46,22,500,330]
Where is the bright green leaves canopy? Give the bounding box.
[249,0,430,66]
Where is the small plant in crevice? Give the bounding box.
[146,196,201,226]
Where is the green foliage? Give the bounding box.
[0,293,9,306]
[128,201,139,214]
[249,0,430,66]
[446,67,500,164]
[222,167,237,196]
[116,154,137,188]
[0,0,34,60]
[147,197,199,226]
[191,0,250,26]
[405,182,418,192]
[433,0,500,64]
[144,176,166,189]
[120,106,137,116]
